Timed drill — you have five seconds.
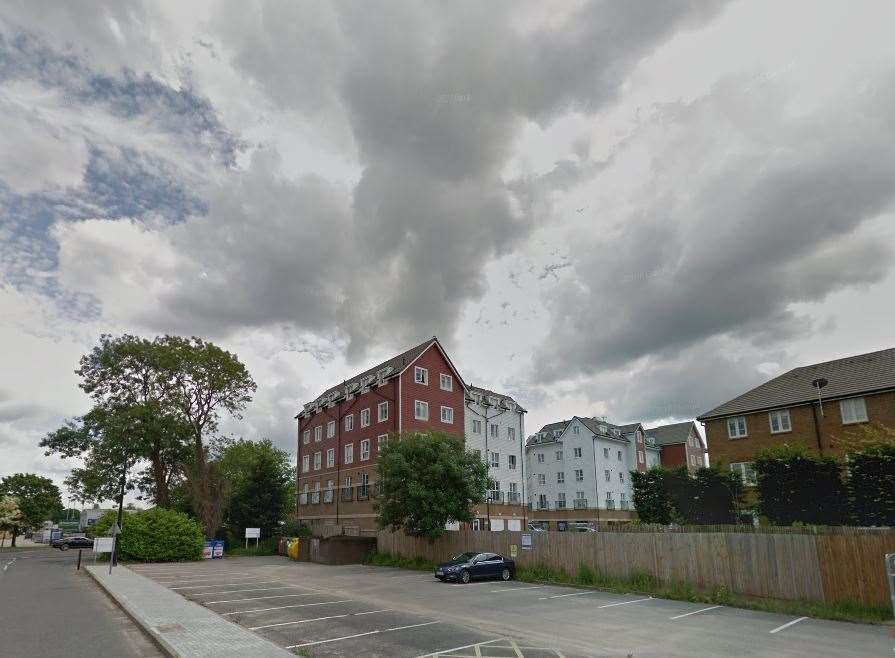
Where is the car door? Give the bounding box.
[470,553,489,579]
[479,553,500,578]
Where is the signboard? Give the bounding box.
[245,528,261,539]
[509,544,518,558]
[507,519,522,532]
[490,519,505,531]
[93,537,114,553]
[202,541,213,559]
[521,533,532,550]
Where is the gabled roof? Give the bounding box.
[467,385,527,413]
[645,421,704,449]
[697,347,895,420]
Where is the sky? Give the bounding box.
[2,1,895,504]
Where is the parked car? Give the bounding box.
[434,552,515,584]
[52,536,94,551]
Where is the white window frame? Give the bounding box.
[360,408,371,427]
[314,425,322,442]
[604,469,610,482]
[507,427,515,441]
[313,451,321,470]
[637,450,644,463]
[619,471,624,483]
[489,451,500,468]
[414,400,429,420]
[302,455,309,473]
[575,468,584,481]
[344,414,354,431]
[439,373,452,391]
[840,397,868,424]
[572,425,579,435]
[730,461,756,486]
[556,472,565,484]
[537,474,546,485]
[472,419,482,434]
[768,409,791,434]
[440,405,454,423]
[326,448,335,467]
[537,453,545,464]
[490,423,498,438]
[377,434,388,452]
[378,401,388,422]
[360,439,370,461]
[508,455,517,470]
[573,447,582,458]
[302,429,310,445]
[326,420,336,438]
[344,443,354,464]
[555,450,563,461]
[727,416,748,439]
[414,366,429,385]
[603,447,609,458]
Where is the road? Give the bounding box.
[130,556,894,657]
[0,547,163,658]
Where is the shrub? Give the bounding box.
[91,507,204,562]
[280,516,313,538]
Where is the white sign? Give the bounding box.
[93,537,114,553]
[507,519,522,532]
[245,528,261,539]
[521,533,532,550]
[490,519,505,531]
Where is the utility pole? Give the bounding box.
[111,459,127,566]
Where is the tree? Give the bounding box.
[837,423,895,526]
[90,508,204,561]
[218,439,294,541]
[753,444,846,526]
[631,467,675,524]
[375,431,488,540]
[0,497,26,548]
[0,474,63,546]
[632,466,742,525]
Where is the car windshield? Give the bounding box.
[451,552,477,562]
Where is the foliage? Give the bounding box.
[227,536,279,556]
[279,515,312,539]
[631,468,675,524]
[375,431,488,540]
[632,466,741,525]
[753,444,846,525]
[0,497,26,544]
[837,423,895,526]
[0,474,63,545]
[219,439,294,540]
[363,551,436,571]
[91,507,204,562]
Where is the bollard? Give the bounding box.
[77,548,82,571]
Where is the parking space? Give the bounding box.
[129,558,893,657]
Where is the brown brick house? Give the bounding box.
[697,347,895,485]
[644,421,706,472]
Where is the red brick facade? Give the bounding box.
[399,344,466,434]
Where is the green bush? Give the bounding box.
[91,507,204,562]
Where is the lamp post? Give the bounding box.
[811,377,829,455]
[111,458,127,567]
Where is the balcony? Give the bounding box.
[555,500,567,510]
[573,498,588,509]
[323,489,334,504]
[505,492,521,504]
[357,485,370,501]
[536,500,550,511]
[605,500,615,510]
[619,500,629,510]
[341,487,354,502]
[489,491,504,504]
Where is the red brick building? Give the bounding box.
[295,337,467,532]
[644,421,706,472]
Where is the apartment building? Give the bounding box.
[697,347,895,486]
[295,337,466,532]
[464,385,527,531]
[645,421,706,472]
[525,417,660,529]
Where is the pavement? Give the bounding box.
[0,546,163,658]
[118,556,894,658]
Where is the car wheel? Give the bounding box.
[59,544,69,551]
[501,568,511,581]
[460,569,471,584]
[435,576,445,582]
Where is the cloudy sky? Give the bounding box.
[2,1,895,502]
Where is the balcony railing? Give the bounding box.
[605,500,615,510]
[619,500,629,510]
[357,485,370,501]
[341,487,354,502]
[323,489,334,504]
[573,498,588,509]
[536,500,550,510]
[505,492,521,504]
[489,491,503,504]
[555,500,567,509]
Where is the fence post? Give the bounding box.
[886,554,895,619]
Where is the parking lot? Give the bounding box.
[129,556,893,657]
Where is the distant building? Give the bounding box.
[697,347,895,486]
[525,417,660,529]
[644,421,706,472]
[80,504,113,531]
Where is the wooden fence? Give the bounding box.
[376,527,895,608]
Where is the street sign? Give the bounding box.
[93,537,114,553]
[109,522,121,536]
[510,544,518,558]
[521,533,532,550]
[245,528,260,538]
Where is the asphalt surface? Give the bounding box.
[131,556,895,657]
[0,547,163,658]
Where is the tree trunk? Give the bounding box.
[10,527,17,547]
[150,448,170,507]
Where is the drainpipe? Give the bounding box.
[520,410,527,530]
[591,434,601,528]
[810,403,825,457]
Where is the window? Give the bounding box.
[313,451,321,470]
[555,450,563,461]
[557,492,566,507]
[314,425,322,442]
[327,420,336,438]
[439,373,452,391]
[490,423,498,438]
[490,452,499,468]
[556,472,565,484]
[727,416,748,439]
[508,482,518,493]
[377,434,387,453]
[619,471,624,483]
[326,448,335,468]
[604,469,610,482]
[537,474,546,485]
[573,447,582,458]
[302,455,309,472]
[768,409,791,433]
[472,419,482,434]
[637,450,644,463]
[575,469,584,481]
[440,406,454,423]
[617,450,622,461]
[572,425,579,435]
[603,447,609,459]
[302,429,310,445]
[414,366,428,385]
[344,443,354,464]
[840,397,868,424]
[344,475,352,488]
[730,462,756,486]
[360,439,370,460]
[538,494,547,508]
[360,408,371,427]
[537,453,545,464]
[507,427,515,441]
[414,400,429,420]
[508,455,517,469]
[344,414,354,431]
[378,401,388,422]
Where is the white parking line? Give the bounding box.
[670,605,722,620]
[171,580,280,590]
[490,585,544,593]
[248,609,392,631]
[221,600,352,615]
[286,621,440,649]
[414,637,504,658]
[191,586,297,596]
[354,609,393,615]
[539,590,599,600]
[206,592,322,604]
[598,597,653,608]
[769,617,808,634]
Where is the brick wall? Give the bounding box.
[399,343,466,435]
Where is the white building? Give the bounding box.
[464,385,527,530]
[525,416,660,529]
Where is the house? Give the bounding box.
[697,347,895,485]
[644,421,706,472]
[525,417,660,529]
[464,386,527,530]
[295,336,466,532]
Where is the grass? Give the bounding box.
[292,649,313,657]
[363,551,892,624]
[226,537,279,557]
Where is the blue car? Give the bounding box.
[434,552,515,584]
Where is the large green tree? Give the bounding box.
[375,431,488,540]
[0,497,26,548]
[837,423,895,526]
[219,439,294,540]
[0,474,63,546]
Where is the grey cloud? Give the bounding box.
[534,72,895,382]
